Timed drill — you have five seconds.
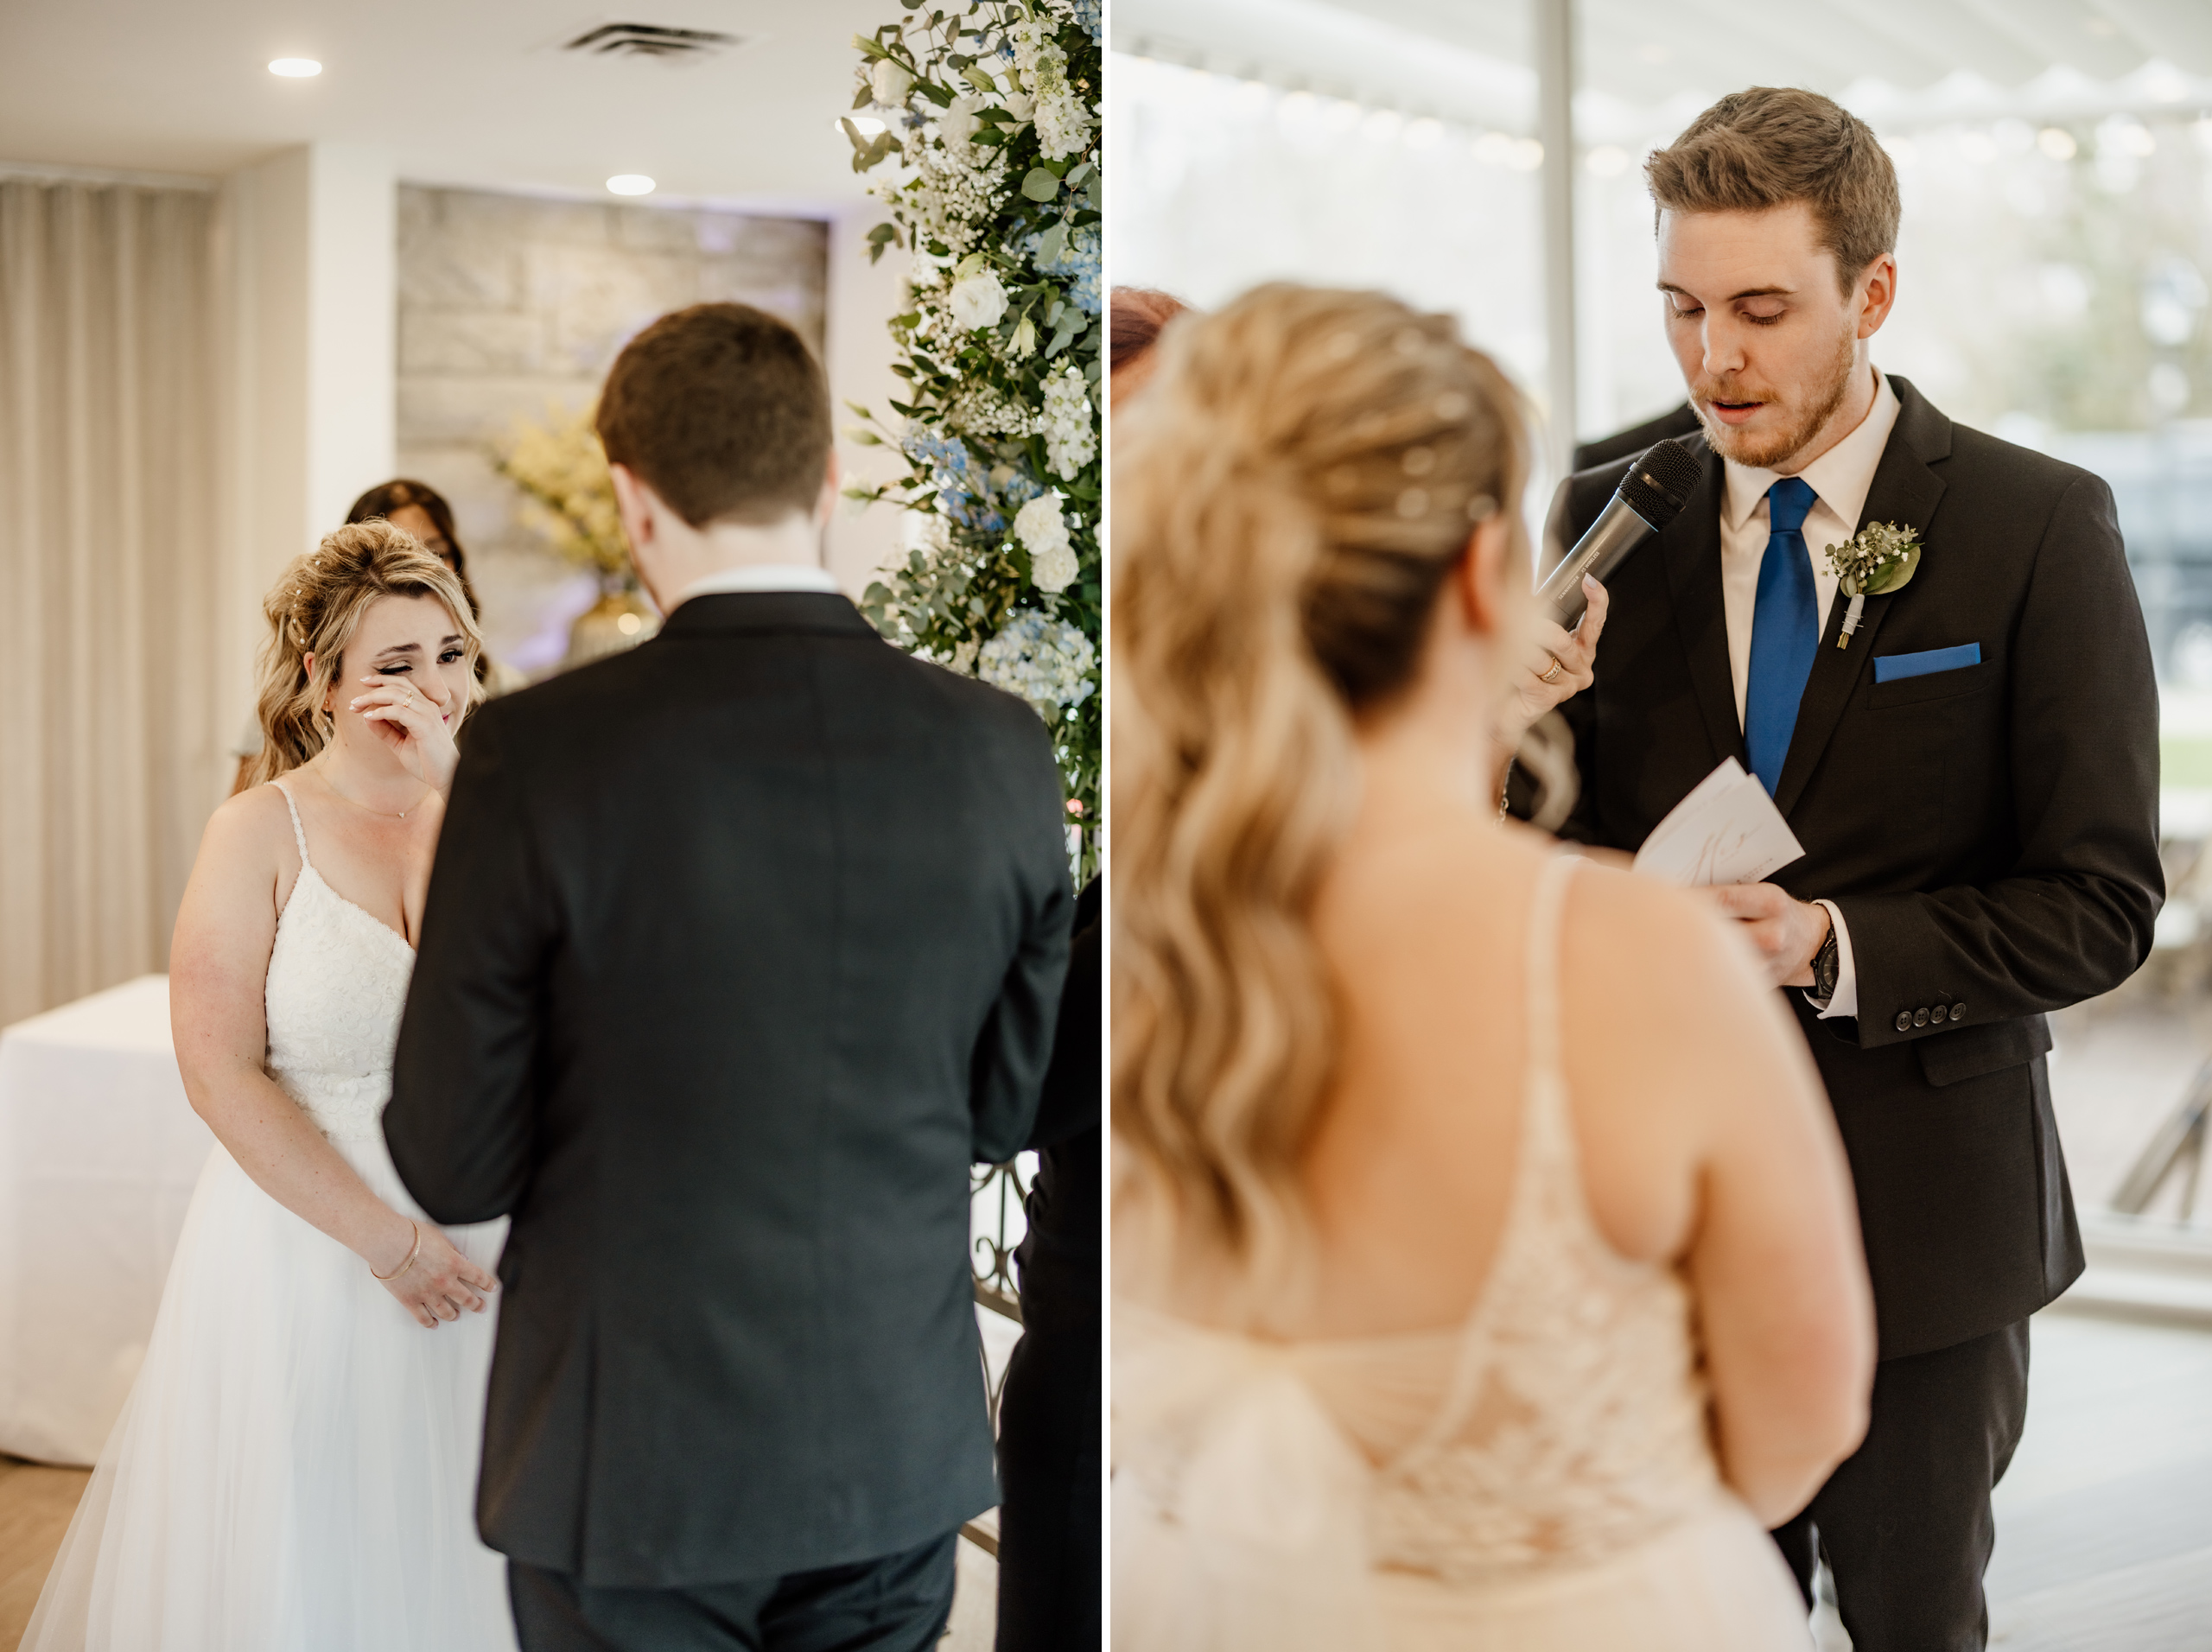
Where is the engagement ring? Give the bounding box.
[1538,658,1565,684]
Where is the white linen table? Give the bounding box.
[0,975,213,1465]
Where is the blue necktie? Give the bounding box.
[1744,476,1820,797]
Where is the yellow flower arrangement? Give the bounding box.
[493,400,632,585]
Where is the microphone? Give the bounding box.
[1536,437,1704,628]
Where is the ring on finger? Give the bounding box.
[1538,657,1565,684]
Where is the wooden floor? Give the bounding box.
[0,1459,86,1650]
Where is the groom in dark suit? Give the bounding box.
[384,302,1073,1650]
[1540,91,2160,1649]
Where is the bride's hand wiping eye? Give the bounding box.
[349,672,461,797]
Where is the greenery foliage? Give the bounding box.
[842,1,1103,874]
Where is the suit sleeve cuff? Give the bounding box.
[1808,899,1858,1020]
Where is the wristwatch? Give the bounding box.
[1811,920,1841,1008]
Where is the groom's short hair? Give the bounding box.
[1644,87,1899,295]
[597,302,833,527]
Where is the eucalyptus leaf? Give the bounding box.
[1863,544,1921,595]
[1020,167,1059,201]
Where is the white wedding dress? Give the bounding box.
[22,781,516,1652]
[1113,855,1812,1650]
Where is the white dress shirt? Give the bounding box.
[671,562,844,607]
[1716,366,1901,1022]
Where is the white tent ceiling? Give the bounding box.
[0,0,897,208]
[1114,0,2212,137]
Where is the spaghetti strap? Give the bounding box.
[269,779,313,870]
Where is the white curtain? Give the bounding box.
[0,181,224,1028]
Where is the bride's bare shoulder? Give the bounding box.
[194,782,302,884]
[1558,858,1770,1031]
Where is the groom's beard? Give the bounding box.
[1691,325,1859,472]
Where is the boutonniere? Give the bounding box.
[1822,522,1923,649]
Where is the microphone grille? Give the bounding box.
[1616,437,1703,526]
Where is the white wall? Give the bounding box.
[214,143,396,748]
[822,202,912,600]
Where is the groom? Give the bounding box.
[1542,90,2160,1648]
[385,302,1073,1649]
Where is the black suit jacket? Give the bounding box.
[1544,378,2161,1358]
[1016,874,1101,1321]
[384,591,1073,1588]
[1573,401,1704,472]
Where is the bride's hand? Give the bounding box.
[1508,575,1609,733]
[349,675,461,797]
[366,1216,498,1328]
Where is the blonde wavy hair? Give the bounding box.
[1113,283,1555,1305]
[243,520,486,789]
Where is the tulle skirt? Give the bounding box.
[1114,1477,1808,1652]
[1373,1496,1811,1651]
[21,1133,516,1652]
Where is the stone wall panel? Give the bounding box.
[395,184,829,677]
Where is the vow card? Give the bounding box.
[1631,758,1806,888]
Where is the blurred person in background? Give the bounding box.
[1111,282,1873,1649]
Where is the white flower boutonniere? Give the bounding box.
[1823,522,1923,649]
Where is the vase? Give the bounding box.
[563,586,660,670]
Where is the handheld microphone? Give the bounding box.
[1536,437,1704,627]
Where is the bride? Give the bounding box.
[24,521,515,1651]
[1110,284,1876,1649]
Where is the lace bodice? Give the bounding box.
[263,781,415,1143]
[1114,855,1722,1595]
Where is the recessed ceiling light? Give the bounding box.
[607,175,656,196]
[268,59,322,78]
[840,117,887,137]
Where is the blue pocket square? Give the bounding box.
[1873,643,1981,683]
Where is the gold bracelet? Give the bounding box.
[372,1221,423,1281]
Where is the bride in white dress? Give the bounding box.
[24,521,515,1652]
[1110,284,1878,1649]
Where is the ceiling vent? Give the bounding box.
[563,22,741,60]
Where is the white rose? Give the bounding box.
[1031,541,1079,594]
[1015,493,1077,593]
[871,59,915,107]
[949,269,1009,331]
[940,94,981,148]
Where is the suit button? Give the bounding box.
[1951,1002,1965,1021]
[1914,1007,1930,1026]
[1896,1011,1913,1032]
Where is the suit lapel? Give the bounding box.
[1771,378,1952,818]
[1661,443,1748,772]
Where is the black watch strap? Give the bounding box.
[1812,918,1841,1007]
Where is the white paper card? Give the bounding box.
[1631,758,1806,888]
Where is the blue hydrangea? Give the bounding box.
[1065,0,1102,44]
[902,426,1045,536]
[1025,223,1101,315]
[904,427,1001,533]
